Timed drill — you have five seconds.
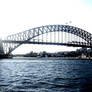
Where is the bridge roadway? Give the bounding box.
[2,40,92,48]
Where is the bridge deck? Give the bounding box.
[2,40,92,48]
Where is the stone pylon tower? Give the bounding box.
[0,39,4,55]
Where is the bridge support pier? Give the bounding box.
[0,39,12,59]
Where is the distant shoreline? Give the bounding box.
[12,57,92,60]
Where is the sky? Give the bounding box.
[0,0,92,54]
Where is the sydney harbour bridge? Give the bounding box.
[0,25,92,57]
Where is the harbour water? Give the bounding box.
[0,58,92,92]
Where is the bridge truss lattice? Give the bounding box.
[2,25,92,54]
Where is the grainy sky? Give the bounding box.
[0,0,92,54]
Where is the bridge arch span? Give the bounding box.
[3,25,92,54]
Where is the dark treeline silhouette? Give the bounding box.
[22,48,92,59]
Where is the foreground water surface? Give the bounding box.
[0,58,92,92]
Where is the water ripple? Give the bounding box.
[0,59,92,92]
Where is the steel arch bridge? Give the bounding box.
[2,25,92,54]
